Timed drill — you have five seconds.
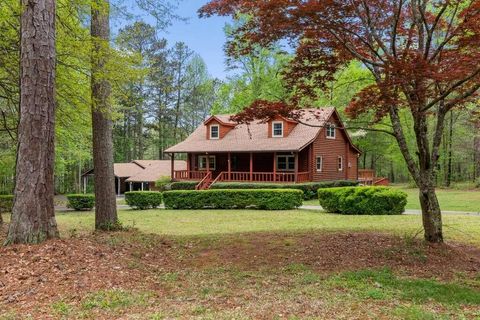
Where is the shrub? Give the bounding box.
[125,191,163,210]
[0,195,13,213]
[66,194,95,211]
[318,186,407,215]
[155,176,172,191]
[163,189,303,210]
[169,181,198,190]
[210,180,358,200]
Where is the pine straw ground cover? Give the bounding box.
[1,213,480,319]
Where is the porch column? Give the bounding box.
[294,152,299,183]
[249,152,253,181]
[129,182,132,191]
[308,144,313,181]
[228,152,231,180]
[171,153,175,180]
[273,152,277,182]
[186,153,191,179]
[206,153,210,175]
[141,182,144,191]
[117,177,121,195]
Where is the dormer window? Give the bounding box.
[272,121,284,138]
[326,124,336,139]
[210,124,220,139]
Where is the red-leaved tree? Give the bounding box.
[200,0,480,242]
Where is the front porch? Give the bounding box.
[171,152,312,186]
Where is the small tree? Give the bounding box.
[201,0,480,242]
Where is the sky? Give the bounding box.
[118,0,232,80]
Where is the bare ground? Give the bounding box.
[1,224,480,319]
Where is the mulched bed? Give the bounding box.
[1,225,479,318]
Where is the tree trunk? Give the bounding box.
[474,115,480,182]
[91,0,119,230]
[389,106,443,242]
[445,111,454,187]
[418,180,443,242]
[6,0,59,244]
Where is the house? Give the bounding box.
[165,108,361,190]
[82,160,187,194]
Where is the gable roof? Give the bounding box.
[126,160,186,183]
[166,108,342,153]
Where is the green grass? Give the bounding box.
[12,207,477,245]
[305,185,480,212]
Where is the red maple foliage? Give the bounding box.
[200,0,480,243]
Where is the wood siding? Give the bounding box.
[310,113,359,181]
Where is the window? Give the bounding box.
[198,155,216,170]
[316,156,323,172]
[338,156,343,171]
[326,124,336,139]
[276,155,295,171]
[272,121,284,137]
[210,124,219,139]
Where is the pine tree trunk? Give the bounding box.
[6,0,59,244]
[91,0,118,230]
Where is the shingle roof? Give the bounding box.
[113,163,145,178]
[126,160,187,183]
[165,108,335,153]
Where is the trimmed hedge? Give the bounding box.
[125,191,163,210]
[169,181,198,190]
[0,195,13,213]
[318,186,407,215]
[66,194,95,211]
[170,180,358,200]
[163,189,303,210]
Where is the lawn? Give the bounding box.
[1,207,480,319]
[305,185,480,212]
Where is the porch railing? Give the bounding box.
[174,170,208,181]
[210,171,311,184]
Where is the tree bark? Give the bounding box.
[445,111,454,187]
[389,106,443,243]
[6,0,59,244]
[91,0,119,230]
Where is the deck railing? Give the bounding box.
[174,170,208,181]
[204,171,311,184]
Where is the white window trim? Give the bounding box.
[338,156,343,171]
[272,121,284,138]
[276,155,295,171]
[198,155,216,170]
[210,124,220,140]
[326,124,336,139]
[316,156,323,172]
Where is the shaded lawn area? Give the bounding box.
[305,186,480,212]
[48,209,480,246]
[1,210,480,319]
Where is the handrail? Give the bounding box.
[211,172,226,186]
[195,171,212,190]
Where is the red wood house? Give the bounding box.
[166,108,361,189]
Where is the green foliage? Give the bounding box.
[211,180,358,200]
[155,176,172,191]
[0,195,13,213]
[66,194,95,211]
[169,181,198,190]
[318,186,407,215]
[125,191,163,210]
[164,189,303,210]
